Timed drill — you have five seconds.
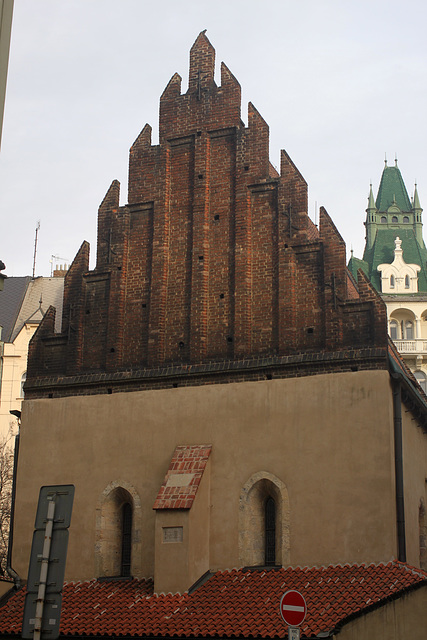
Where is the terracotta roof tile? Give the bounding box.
[1,562,426,638]
[153,444,212,510]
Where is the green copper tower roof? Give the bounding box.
[414,183,422,211]
[349,159,427,294]
[375,162,412,212]
[367,184,376,211]
[360,227,427,292]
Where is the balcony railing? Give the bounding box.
[393,339,427,354]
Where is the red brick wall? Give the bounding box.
[26,32,388,396]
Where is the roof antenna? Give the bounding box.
[32,221,40,279]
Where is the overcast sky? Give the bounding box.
[1,0,426,277]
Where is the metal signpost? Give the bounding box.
[22,485,75,640]
[279,589,307,640]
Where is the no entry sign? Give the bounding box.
[280,590,307,627]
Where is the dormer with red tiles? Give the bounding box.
[153,445,211,594]
[26,32,388,398]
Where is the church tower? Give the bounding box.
[350,158,427,292]
[349,158,427,389]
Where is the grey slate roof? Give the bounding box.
[0,277,31,341]
[0,277,64,343]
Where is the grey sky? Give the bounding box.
[1,0,426,277]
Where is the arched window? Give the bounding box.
[404,320,414,340]
[121,502,132,577]
[390,275,395,289]
[415,371,427,394]
[389,320,399,340]
[381,216,387,223]
[403,216,409,223]
[239,472,290,568]
[95,482,141,579]
[392,216,398,223]
[264,497,276,565]
[405,275,410,289]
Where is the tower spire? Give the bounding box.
[367,183,376,210]
[413,182,422,211]
[365,183,378,250]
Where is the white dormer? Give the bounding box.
[378,236,420,293]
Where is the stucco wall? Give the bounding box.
[12,369,414,587]
[336,586,427,640]
[0,323,35,439]
[401,389,427,567]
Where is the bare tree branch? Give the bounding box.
[0,428,14,576]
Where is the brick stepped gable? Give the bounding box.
[26,32,388,397]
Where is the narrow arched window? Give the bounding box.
[381,216,387,223]
[390,275,395,289]
[121,502,132,577]
[403,216,409,223]
[405,321,414,340]
[405,275,410,289]
[265,497,276,565]
[389,320,398,340]
[392,216,398,223]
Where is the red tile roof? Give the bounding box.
[0,562,426,638]
[153,444,212,510]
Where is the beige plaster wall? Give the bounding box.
[0,323,36,440]
[155,510,190,594]
[0,580,13,599]
[401,392,427,567]
[12,370,417,587]
[336,586,427,640]
[154,459,211,593]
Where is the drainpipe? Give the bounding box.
[391,378,406,562]
[6,410,21,588]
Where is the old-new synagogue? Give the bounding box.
[1,33,427,640]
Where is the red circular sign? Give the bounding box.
[280,590,307,627]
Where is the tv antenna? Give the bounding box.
[50,255,69,277]
[32,221,40,278]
